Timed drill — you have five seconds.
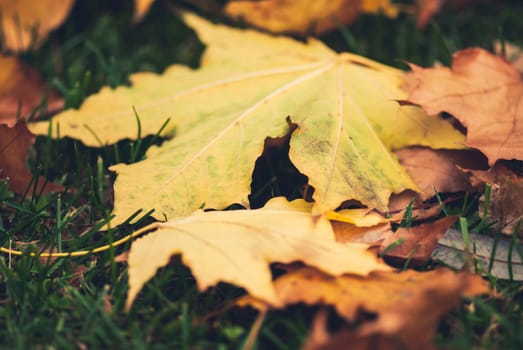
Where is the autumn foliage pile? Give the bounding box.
[1,0,522,349]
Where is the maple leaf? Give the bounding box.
[224,0,403,36]
[0,0,74,52]
[406,48,523,165]
[242,266,489,350]
[126,197,391,309]
[30,13,464,225]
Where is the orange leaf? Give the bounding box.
[224,0,402,36]
[0,0,74,52]
[394,146,487,200]
[379,216,457,266]
[0,55,63,126]
[406,48,523,165]
[241,267,490,350]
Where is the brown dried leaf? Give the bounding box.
[394,146,488,200]
[469,162,523,236]
[379,216,457,266]
[0,55,63,126]
[406,48,523,165]
[242,267,490,350]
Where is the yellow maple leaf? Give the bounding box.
[0,0,74,51]
[126,197,391,309]
[224,0,405,36]
[30,13,464,225]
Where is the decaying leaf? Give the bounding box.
[433,228,523,280]
[379,216,457,266]
[241,266,489,350]
[406,48,523,165]
[0,0,74,52]
[468,162,523,236]
[0,123,63,194]
[31,13,464,225]
[126,197,391,309]
[0,55,63,125]
[394,147,487,200]
[224,0,403,36]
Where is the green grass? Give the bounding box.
[2,0,523,348]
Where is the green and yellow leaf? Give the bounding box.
[30,13,465,225]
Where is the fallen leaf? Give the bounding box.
[31,13,464,225]
[468,162,523,236]
[241,266,489,350]
[224,0,409,36]
[0,123,63,194]
[394,146,488,200]
[406,48,523,165]
[0,55,63,126]
[433,228,523,280]
[0,0,74,52]
[126,197,391,309]
[379,216,457,266]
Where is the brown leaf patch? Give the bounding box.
[0,123,63,194]
[469,162,523,236]
[242,267,490,350]
[0,55,63,126]
[394,147,488,200]
[405,48,523,165]
[379,216,457,266]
